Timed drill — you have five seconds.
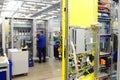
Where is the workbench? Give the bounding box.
[0,56,9,80]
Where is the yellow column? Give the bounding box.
[62,0,68,80]
[62,0,98,80]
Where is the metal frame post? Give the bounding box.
[117,1,120,80]
[2,17,6,53]
[33,19,37,58]
[10,18,14,48]
[44,20,49,57]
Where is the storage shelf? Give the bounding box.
[98,34,111,36]
[98,6,110,11]
[98,10,110,14]
[112,70,117,74]
[99,73,109,78]
[97,2,113,79]
[99,34,111,38]
[100,52,111,56]
[98,17,111,22]
[100,65,106,68]
[98,17,111,19]
[98,20,111,22]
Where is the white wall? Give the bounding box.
[48,18,60,32]
[47,17,61,58]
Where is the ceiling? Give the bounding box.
[0,0,61,19]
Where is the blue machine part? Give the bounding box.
[105,24,110,29]
[110,74,117,78]
[102,13,109,18]
[100,35,111,38]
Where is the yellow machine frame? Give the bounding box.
[62,0,98,80]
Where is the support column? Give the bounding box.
[117,1,120,80]
[33,19,37,58]
[44,20,49,57]
[2,17,5,53]
[10,18,14,48]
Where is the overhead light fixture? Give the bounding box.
[23,4,33,8]
[46,4,52,7]
[52,16,57,18]
[30,8,37,11]
[51,10,58,13]
[41,6,46,9]
[52,1,58,3]
[21,7,29,10]
[36,15,46,19]
[26,2,36,5]
[57,8,61,11]
[19,9,27,12]
[37,3,46,6]
[1,1,23,17]
[48,12,54,15]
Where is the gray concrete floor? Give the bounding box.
[12,58,62,80]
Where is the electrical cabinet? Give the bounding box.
[67,27,98,80]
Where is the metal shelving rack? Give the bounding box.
[97,1,117,80]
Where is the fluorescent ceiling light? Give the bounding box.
[30,8,37,11]
[45,16,53,20]
[45,15,57,20]
[48,12,54,15]
[52,1,58,3]
[1,1,23,17]
[23,4,33,7]
[21,7,29,10]
[26,2,36,5]
[41,6,46,9]
[37,3,46,6]
[52,16,57,18]
[51,10,58,13]
[41,15,46,17]
[46,4,52,7]
[36,15,46,19]
[19,9,27,12]
[57,8,60,11]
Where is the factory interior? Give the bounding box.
[0,0,120,80]
[0,0,61,80]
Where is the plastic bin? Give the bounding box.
[29,57,34,67]
[0,60,12,80]
[9,60,12,80]
[0,71,6,80]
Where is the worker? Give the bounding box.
[53,31,61,59]
[38,31,46,63]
